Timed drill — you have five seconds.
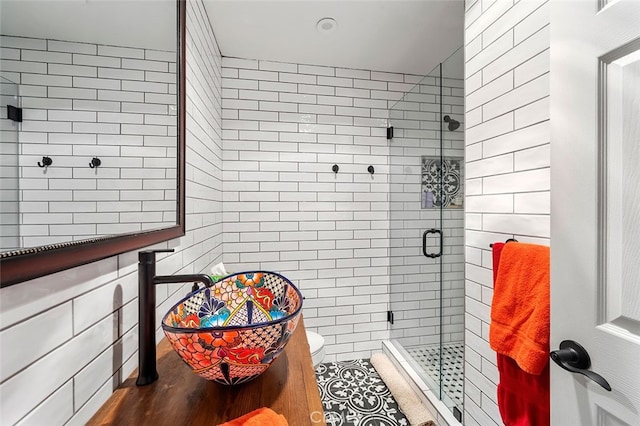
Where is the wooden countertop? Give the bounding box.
[88,317,325,425]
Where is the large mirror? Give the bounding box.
[0,0,185,287]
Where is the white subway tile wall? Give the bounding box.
[221,58,425,362]
[0,1,223,424]
[0,78,20,250]
[0,34,178,248]
[388,72,466,349]
[463,0,549,425]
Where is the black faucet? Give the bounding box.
[137,249,214,386]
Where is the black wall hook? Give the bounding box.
[367,165,375,175]
[332,164,339,173]
[38,156,52,168]
[89,157,102,168]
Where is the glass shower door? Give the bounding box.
[388,46,465,421]
[389,62,445,400]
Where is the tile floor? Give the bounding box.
[405,342,464,410]
[315,359,409,426]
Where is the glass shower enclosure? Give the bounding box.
[388,47,465,420]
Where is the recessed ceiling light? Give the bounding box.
[316,17,337,33]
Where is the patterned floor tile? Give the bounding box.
[315,359,409,426]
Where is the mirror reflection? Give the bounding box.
[0,0,178,252]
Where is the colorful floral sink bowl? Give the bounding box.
[161,271,303,385]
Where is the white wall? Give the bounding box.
[0,35,178,247]
[0,1,223,424]
[463,0,550,424]
[0,77,20,250]
[220,59,428,361]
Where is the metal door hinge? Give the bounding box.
[386,126,394,140]
[7,105,22,122]
[387,310,394,324]
[453,407,462,422]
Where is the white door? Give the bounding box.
[551,0,640,424]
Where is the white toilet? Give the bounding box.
[306,331,326,367]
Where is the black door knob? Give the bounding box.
[550,340,611,391]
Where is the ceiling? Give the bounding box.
[204,0,465,76]
[0,1,175,51]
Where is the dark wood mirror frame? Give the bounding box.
[0,0,186,288]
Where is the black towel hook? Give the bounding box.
[38,156,53,168]
[332,164,339,173]
[89,157,102,168]
[367,165,375,175]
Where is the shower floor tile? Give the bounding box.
[405,342,464,410]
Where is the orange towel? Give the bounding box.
[218,407,289,426]
[489,242,550,375]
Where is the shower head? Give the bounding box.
[443,115,460,131]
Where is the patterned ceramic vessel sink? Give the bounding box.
[162,271,303,385]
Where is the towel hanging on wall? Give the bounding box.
[489,242,550,375]
[492,242,550,426]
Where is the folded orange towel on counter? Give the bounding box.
[489,242,550,375]
[218,407,288,426]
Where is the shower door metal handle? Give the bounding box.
[423,229,443,258]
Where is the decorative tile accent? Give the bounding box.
[421,156,464,209]
[315,359,409,426]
